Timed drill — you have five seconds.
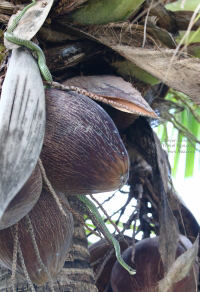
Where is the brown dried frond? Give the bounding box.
[163,3,200,85]
[181,4,200,52]
[77,20,176,49]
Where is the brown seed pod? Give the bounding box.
[111,236,199,292]
[89,236,132,292]
[40,88,129,194]
[0,164,42,230]
[0,186,74,285]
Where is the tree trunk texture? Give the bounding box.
[0,196,97,292]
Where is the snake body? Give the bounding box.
[77,195,136,275]
[4,0,52,82]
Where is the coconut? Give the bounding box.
[111,236,198,292]
[0,164,42,230]
[0,186,74,285]
[89,236,132,292]
[40,88,129,194]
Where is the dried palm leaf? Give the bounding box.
[61,22,200,103]
[63,75,157,117]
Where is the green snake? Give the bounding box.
[4,0,52,82]
[77,195,136,275]
[5,0,135,276]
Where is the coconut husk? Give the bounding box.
[0,187,74,285]
[111,236,199,292]
[40,88,129,194]
[0,163,42,230]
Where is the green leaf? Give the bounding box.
[155,93,200,179]
[172,131,183,177]
[176,30,200,45]
[166,0,200,11]
[0,44,5,64]
[185,112,198,177]
[71,0,146,25]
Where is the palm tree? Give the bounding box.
[0,0,199,291]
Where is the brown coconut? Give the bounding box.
[0,186,74,285]
[0,164,42,230]
[111,236,199,292]
[89,236,132,292]
[40,89,129,194]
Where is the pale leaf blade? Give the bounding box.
[0,48,45,219]
[5,0,54,49]
[112,46,200,104]
[159,235,199,292]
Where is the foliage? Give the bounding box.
[71,0,145,25]
[155,92,200,178]
[166,0,200,11]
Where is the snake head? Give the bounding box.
[129,268,136,275]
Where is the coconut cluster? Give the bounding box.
[0,86,130,285]
[89,236,199,292]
